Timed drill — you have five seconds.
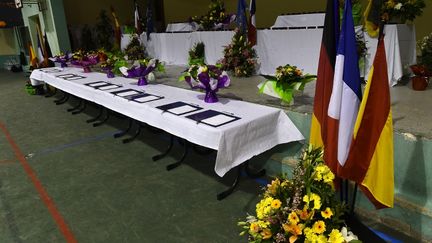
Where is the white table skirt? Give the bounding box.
[30,67,304,176]
[256,28,323,75]
[120,24,415,87]
[363,24,416,86]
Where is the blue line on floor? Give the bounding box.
[369,228,402,243]
[29,130,118,158]
[240,171,269,186]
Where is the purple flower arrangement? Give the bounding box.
[49,52,72,68]
[181,64,230,103]
[70,50,99,72]
[119,59,159,86]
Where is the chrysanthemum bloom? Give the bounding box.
[249,222,260,233]
[261,228,272,240]
[321,207,333,219]
[288,211,300,224]
[271,199,282,209]
[312,220,326,234]
[329,229,344,243]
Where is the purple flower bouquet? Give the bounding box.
[119,59,159,86]
[49,52,72,68]
[70,52,99,73]
[181,64,230,103]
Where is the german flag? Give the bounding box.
[339,36,394,209]
[309,0,340,173]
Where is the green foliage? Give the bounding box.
[95,10,114,51]
[188,42,205,66]
[123,25,136,35]
[124,36,146,61]
[418,33,432,71]
[191,0,227,30]
[382,0,426,22]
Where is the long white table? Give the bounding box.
[30,67,304,177]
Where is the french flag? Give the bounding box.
[327,0,362,167]
[134,1,142,35]
[247,0,257,46]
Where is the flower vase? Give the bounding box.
[411,76,429,91]
[83,66,91,73]
[106,70,114,78]
[60,61,68,68]
[137,77,148,86]
[204,90,218,103]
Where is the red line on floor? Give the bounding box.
[0,122,77,243]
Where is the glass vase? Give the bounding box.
[204,90,218,103]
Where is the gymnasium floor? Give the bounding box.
[0,68,421,242]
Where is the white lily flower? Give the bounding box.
[395,3,402,10]
[147,58,156,67]
[147,72,155,82]
[209,78,218,90]
[119,66,129,76]
[341,227,359,242]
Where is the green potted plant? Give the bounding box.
[381,0,426,23]
[188,42,205,66]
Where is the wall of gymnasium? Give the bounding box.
[163,0,431,40]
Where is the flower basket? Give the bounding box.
[238,145,360,242]
[258,64,316,105]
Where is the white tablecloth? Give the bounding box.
[140,31,234,65]
[166,22,197,32]
[119,24,415,86]
[30,67,304,177]
[139,30,320,75]
[272,13,325,28]
[256,28,323,75]
[364,24,416,86]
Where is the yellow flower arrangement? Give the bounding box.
[238,145,359,242]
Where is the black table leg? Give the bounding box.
[245,161,266,178]
[122,123,142,143]
[152,135,174,161]
[67,98,82,112]
[93,109,110,127]
[54,92,69,105]
[217,166,241,201]
[114,118,133,138]
[166,139,189,171]
[216,161,266,200]
[44,86,56,97]
[71,101,87,115]
[86,105,103,123]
